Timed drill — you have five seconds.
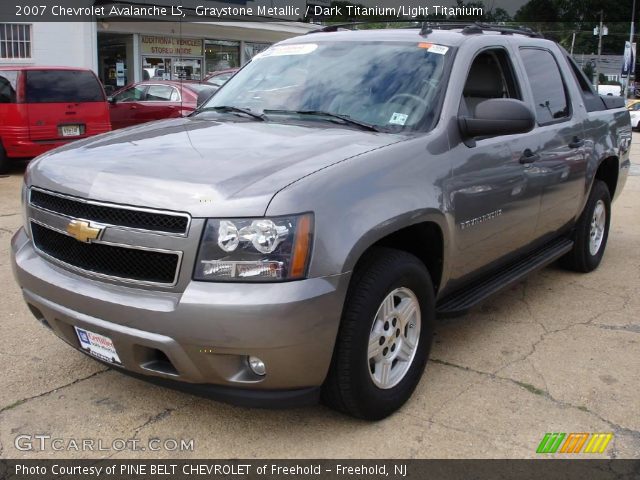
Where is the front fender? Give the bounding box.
[265,135,452,280]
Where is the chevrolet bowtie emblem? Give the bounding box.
[66,220,102,243]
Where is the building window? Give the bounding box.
[205,40,240,74]
[0,24,32,59]
[243,42,271,65]
[605,74,619,82]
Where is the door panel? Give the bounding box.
[445,48,542,280]
[446,140,539,279]
[109,85,147,129]
[516,47,587,237]
[137,85,180,123]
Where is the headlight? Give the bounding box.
[194,213,313,282]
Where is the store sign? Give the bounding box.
[140,36,203,57]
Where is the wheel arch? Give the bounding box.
[343,211,447,295]
[593,155,619,199]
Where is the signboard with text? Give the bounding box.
[140,36,203,57]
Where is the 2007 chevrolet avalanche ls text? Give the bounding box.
[11,25,631,419]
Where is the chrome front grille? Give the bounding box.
[28,188,190,287]
[29,188,190,235]
[31,222,181,285]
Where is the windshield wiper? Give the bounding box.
[198,105,265,121]
[263,110,380,132]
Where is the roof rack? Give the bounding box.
[420,22,544,38]
[420,22,543,38]
[307,21,543,39]
[306,20,422,35]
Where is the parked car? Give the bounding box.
[626,99,640,110]
[597,84,622,96]
[204,68,238,87]
[628,102,640,129]
[12,26,630,420]
[108,81,217,130]
[0,66,110,173]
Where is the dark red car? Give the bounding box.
[108,81,217,130]
[0,66,111,173]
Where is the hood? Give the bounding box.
[27,117,401,217]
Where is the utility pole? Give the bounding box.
[595,10,604,91]
[570,31,576,55]
[624,0,637,98]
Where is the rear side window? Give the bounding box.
[0,70,18,103]
[146,85,177,102]
[25,70,104,103]
[520,48,569,124]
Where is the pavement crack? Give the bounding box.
[132,407,176,437]
[0,368,109,415]
[430,358,640,445]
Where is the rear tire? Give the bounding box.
[561,180,611,272]
[322,247,435,420]
[0,143,10,175]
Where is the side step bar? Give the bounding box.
[436,238,574,318]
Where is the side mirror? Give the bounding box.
[459,98,535,138]
[107,96,117,104]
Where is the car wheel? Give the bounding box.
[322,247,434,420]
[561,180,611,273]
[0,143,10,175]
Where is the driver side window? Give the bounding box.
[115,85,146,103]
[461,49,521,117]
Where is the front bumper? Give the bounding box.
[11,228,350,407]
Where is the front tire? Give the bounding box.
[322,248,435,420]
[561,180,611,272]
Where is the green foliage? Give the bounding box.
[308,0,633,57]
[514,0,636,55]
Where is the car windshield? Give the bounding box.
[198,41,453,132]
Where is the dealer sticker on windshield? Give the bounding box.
[389,112,409,126]
[255,43,318,59]
[427,44,449,55]
[75,327,122,365]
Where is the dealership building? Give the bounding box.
[0,0,319,89]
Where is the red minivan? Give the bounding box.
[0,67,111,173]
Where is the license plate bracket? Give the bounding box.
[74,326,122,365]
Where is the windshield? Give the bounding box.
[199,41,452,132]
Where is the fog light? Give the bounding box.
[248,356,266,376]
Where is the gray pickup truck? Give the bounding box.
[11,24,631,420]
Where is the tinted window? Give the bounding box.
[25,70,104,103]
[202,42,453,132]
[114,85,146,102]
[0,70,18,103]
[520,49,569,124]
[146,85,177,102]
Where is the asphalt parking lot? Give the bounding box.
[1,138,639,460]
